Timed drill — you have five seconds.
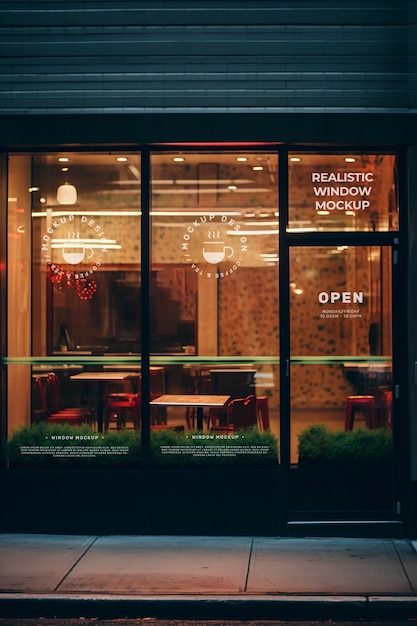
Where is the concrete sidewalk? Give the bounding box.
[1,534,417,619]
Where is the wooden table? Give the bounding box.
[150,394,231,431]
[71,371,140,431]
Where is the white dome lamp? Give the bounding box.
[57,181,77,205]
[57,161,77,205]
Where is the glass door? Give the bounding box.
[288,244,395,519]
[284,150,401,527]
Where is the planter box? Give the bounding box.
[145,468,281,535]
[290,462,394,514]
[0,467,281,536]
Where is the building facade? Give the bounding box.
[0,1,417,537]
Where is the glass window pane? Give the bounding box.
[288,153,398,232]
[32,153,141,355]
[7,153,142,469]
[150,151,280,468]
[289,245,394,514]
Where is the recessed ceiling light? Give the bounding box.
[172,157,185,162]
[236,157,248,162]
[58,157,70,163]
[345,157,356,163]
[116,157,128,162]
[289,157,301,162]
[228,185,237,190]
[253,166,264,171]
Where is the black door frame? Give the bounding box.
[278,147,407,535]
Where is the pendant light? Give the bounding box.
[57,181,77,205]
[57,160,77,205]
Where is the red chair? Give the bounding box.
[31,377,48,423]
[377,388,393,428]
[34,376,88,426]
[103,374,141,431]
[46,373,95,426]
[345,395,377,431]
[150,369,167,425]
[256,396,270,431]
[104,370,166,428]
[104,392,141,432]
[227,395,258,431]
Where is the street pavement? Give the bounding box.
[1,535,417,619]
[1,622,417,626]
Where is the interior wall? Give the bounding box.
[7,157,31,435]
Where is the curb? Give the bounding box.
[1,594,417,620]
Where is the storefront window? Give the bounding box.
[149,151,280,468]
[288,153,398,232]
[3,148,397,487]
[7,153,142,468]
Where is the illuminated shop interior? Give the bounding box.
[6,150,396,473]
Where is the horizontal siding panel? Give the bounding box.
[0,96,404,109]
[0,0,411,113]
[0,24,407,35]
[0,59,406,73]
[0,25,406,41]
[0,2,407,28]
[0,88,405,103]
[0,85,405,101]
[0,44,405,58]
[0,28,406,59]
[0,73,406,84]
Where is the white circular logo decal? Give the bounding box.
[42,214,112,299]
[181,214,248,279]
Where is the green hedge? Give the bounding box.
[150,426,279,468]
[297,423,393,467]
[6,423,279,469]
[6,422,141,468]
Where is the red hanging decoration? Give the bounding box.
[75,278,97,300]
[47,263,98,300]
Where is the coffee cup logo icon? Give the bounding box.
[202,241,234,264]
[62,244,94,265]
[181,214,248,279]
